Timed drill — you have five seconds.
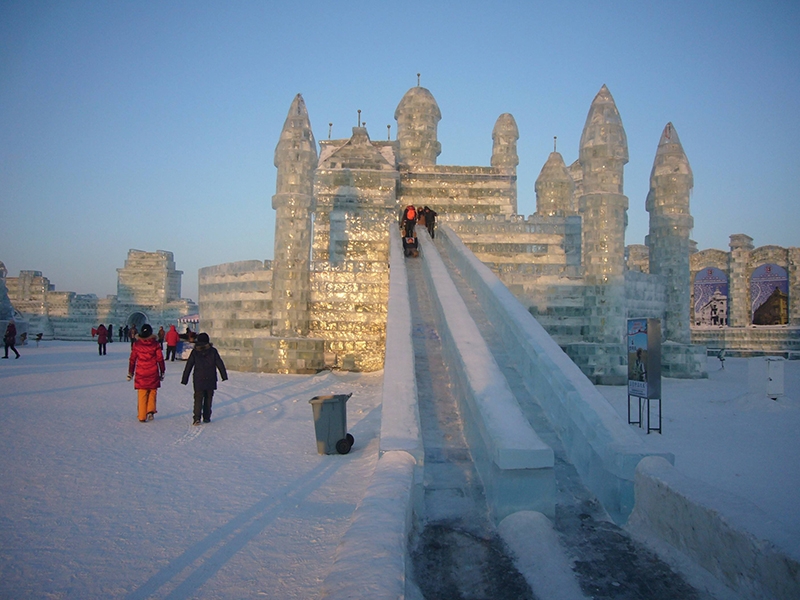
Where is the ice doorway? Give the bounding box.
[127,312,148,330]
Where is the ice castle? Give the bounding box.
[192,81,798,379]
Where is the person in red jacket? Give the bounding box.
[95,324,108,356]
[165,324,180,362]
[127,323,166,422]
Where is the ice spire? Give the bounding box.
[578,84,629,284]
[646,122,694,343]
[271,94,318,339]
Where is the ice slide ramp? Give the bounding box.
[414,228,556,521]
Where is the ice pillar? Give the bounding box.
[646,123,694,343]
[271,94,317,337]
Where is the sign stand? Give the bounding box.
[627,318,662,435]
[627,394,641,426]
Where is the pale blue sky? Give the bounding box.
[2,0,798,300]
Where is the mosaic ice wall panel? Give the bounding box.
[694,267,728,326]
[750,263,789,324]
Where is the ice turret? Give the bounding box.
[273,94,317,200]
[394,85,441,167]
[491,113,519,168]
[535,151,574,216]
[578,85,629,283]
[646,122,694,343]
[271,94,318,338]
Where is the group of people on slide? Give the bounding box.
[401,204,437,258]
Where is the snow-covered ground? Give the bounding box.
[1,341,798,598]
[598,355,800,537]
[0,341,383,599]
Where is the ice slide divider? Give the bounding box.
[417,230,555,523]
[438,225,672,523]
[320,229,420,600]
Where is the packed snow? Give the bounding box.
[1,341,798,598]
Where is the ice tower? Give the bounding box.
[579,85,629,284]
[535,150,574,217]
[646,123,693,343]
[271,94,317,338]
[394,85,441,167]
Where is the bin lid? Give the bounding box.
[309,393,352,405]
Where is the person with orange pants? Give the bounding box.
[127,323,166,422]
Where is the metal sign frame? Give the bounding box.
[626,318,662,434]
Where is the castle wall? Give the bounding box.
[624,270,667,321]
[699,236,795,328]
[116,250,182,305]
[198,258,389,373]
[308,260,389,372]
[5,250,197,342]
[198,260,275,371]
[690,241,800,353]
[398,166,516,218]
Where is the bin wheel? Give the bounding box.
[336,438,351,455]
[346,433,354,446]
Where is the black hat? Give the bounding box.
[140,324,153,337]
[196,333,210,345]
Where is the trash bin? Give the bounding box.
[309,393,355,455]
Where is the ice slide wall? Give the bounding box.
[320,230,419,600]
[439,224,800,599]
[437,224,670,523]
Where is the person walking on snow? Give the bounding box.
[181,332,227,425]
[3,320,20,359]
[165,324,180,361]
[127,323,165,422]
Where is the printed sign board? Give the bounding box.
[627,318,661,399]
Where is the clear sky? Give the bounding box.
[2,0,798,301]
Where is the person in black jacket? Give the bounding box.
[181,332,228,425]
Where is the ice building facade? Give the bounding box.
[3,250,197,340]
[199,82,798,378]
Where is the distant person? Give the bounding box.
[423,206,438,239]
[129,325,137,348]
[127,323,165,423]
[107,323,113,344]
[181,332,228,426]
[123,325,129,342]
[119,326,124,342]
[3,320,20,359]
[95,324,108,356]
[717,348,726,370]
[165,324,180,361]
[400,204,416,237]
[157,326,165,350]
